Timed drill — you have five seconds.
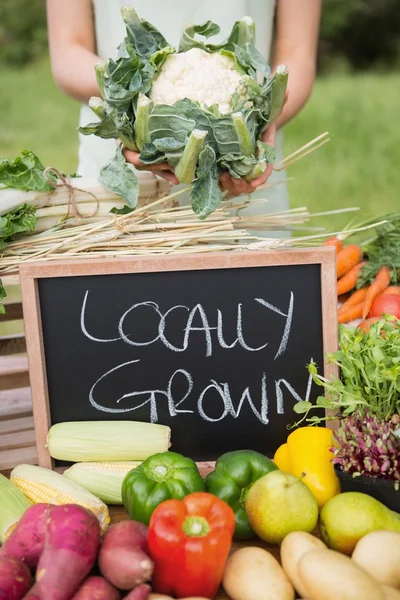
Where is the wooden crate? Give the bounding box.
[0,273,37,470]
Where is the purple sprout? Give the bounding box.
[331,411,400,480]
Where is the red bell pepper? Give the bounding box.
[148,492,235,599]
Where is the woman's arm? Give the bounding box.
[273,0,322,129]
[221,0,321,195]
[46,0,100,103]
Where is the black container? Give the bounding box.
[335,464,400,512]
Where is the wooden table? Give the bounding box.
[109,505,306,600]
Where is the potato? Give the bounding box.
[298,549,384,600]
[223,546,294,600]
[280,532,327,598]
[352,531,400,589]
[382,586,400,600]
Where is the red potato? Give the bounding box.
[0,554,32,600]
[1,504,52,570]
[34,504,101,600]
[98,521,153,590]
[368,294,400,319]
[70,576,120,600]
[124,584,151,600]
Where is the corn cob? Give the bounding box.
[10,464,110,533]
[64,462,140,505]
[0,473,31,542]
[47,420,171,463]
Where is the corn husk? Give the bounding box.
[47,421,171,462]
[64,462,140,504]
[0,473,31,542]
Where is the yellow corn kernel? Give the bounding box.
[64,462,140,505]
[10,464,110,533]
[0,474,31,542]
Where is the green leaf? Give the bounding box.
[99,147,139,209]
[0,150,55,192]
[293,401,313,414]
[78,114,119,139]
[232,43,271,78]
[148,105,196,142]
[110,205,134,215]
[179,21,221,52]
[191,145,221,219]
[0,280,6,315]
[258,141,277,164]
[0,203,36,249]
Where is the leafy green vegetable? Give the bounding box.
[99,146,139,209]
[0,204,37,249]
[357,215,400,287]
[0,150,56,192]
[293,316,400,427]
[79,9,287,219]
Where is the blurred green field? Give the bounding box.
[1,59,399,231]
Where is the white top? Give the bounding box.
[78,0,289,229]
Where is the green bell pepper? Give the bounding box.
[122,451,205,524]
[205,449,278,539]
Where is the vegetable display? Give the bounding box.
[148,492,235,598]
[122,451,205,525]
[204,449,278,539]
[80,8,288,217]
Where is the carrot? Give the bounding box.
[362,265,392,319]
[338,287,369,315]
[338,301,365,324]
[336,245,363,279]
[324,236,343,253]
[337,262,367,296]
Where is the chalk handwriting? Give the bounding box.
[80,291,295,358]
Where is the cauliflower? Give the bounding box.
[81,8,288,218]
[150,48,246,114]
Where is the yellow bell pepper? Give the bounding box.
[274,426,340,508]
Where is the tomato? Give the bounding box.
[368,294,400,319]
[381,286,400,297]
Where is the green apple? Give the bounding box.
[245,470,319,544]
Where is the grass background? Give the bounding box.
[1,59,399,232]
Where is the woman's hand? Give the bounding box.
[122,147,179,185]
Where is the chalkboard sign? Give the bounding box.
[20,249,337,469]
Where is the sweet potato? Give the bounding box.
[124,584,151,600]
[70,576,120,599]
[98,521,153,590]
[1,504,52,570]
[20,583,40,599]
[0,554,32,600]
[35,504,101,600]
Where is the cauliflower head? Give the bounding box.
[150,48,245,114]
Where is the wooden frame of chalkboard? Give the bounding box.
[20,248,338,470]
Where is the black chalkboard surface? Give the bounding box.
[20,250,338,467]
